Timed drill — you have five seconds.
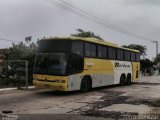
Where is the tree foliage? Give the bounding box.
[7,40,38,84]
[71,29,103,40]
[154,53,160,64]
[140,58,153,70]
[8,42,37,60]
[122,44,147,57]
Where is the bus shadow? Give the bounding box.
[133,82,160,86]
[35,84,124,97]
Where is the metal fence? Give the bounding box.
[0,60,29,89]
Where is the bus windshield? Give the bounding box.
[34,53,68,75]
[38,40,72,53]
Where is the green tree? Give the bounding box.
[71,29,103,40]
[140,58,153,75]
[122,44,150,72]
[8,42,37,60]
[141,58,153,70]
[122,44,147,58]
[7,40,38,85]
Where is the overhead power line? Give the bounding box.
[45,0,106,25]
[0,37,19,43]
[58,0,155,42]
[45,0,156,42]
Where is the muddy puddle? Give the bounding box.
[78,90,160,120]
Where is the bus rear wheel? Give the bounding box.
[120,74,125,86]
[126,74,131,85]
[80,76,92,92]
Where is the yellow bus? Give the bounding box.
[33,37,140,92]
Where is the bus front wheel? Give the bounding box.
[80,76,92,92]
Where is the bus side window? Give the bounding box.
[72,41,84,56]
[98,45,107,59]
[117,49,124,60]
[108,47,116,60]
[102,46,107,58]
[85,43,96,58]
[124,51,131,61]
[85,43,90,57]
[98,45,102,58]
[90,44,96,57]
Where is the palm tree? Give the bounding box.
[71,29,103,40]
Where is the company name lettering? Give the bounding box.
[115,62,130,68]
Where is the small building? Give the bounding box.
[0,49,8,63]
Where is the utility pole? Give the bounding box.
[25,61,28,90]
[152,41,158,57]
[152,41,159,75]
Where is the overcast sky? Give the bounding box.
[0,0,160,59]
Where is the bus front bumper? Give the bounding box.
[33,80,68,91]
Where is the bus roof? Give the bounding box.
[41,37,140,53]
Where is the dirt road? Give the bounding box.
[1,76,160,120]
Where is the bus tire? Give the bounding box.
[126,74,131,85]
[119,74,125,86]
[80,76,92,92]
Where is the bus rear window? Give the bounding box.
[131,52,136,62]
[136,53,140,62]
